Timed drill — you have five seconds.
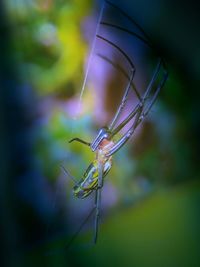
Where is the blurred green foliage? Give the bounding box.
[6,0,92,95]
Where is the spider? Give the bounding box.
[63,0,168,245]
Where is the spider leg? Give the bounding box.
[109,68,137,131]
[142,59,162,101]
[106,60,168,156]
[63,206,96,251]
[97,35,135,71]
[140,69,168,119]
[108,57,167,131]
[106,106,143,156]
[94,188,101,243]
[109,103,141,139]
[93,162,103,243]
[108,58,162,137]
[60,165,78,185]
[69,138,91,146]
[90,29,139,152]
[97,53,141,99]
[100,22,151,48]
[97,161,104,188]
[105,0,152,46]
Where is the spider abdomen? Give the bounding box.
[73,158,112,199]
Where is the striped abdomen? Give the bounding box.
[73,159,112,199]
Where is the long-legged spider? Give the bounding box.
[63,0,168,245]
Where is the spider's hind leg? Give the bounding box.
[94,188,101,244]
[61,165,78,185]
[93,162,103,243]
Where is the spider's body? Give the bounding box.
[73,139,114,199]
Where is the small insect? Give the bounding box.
[63,0,168,245]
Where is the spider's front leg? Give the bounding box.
[69,137,91,146]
